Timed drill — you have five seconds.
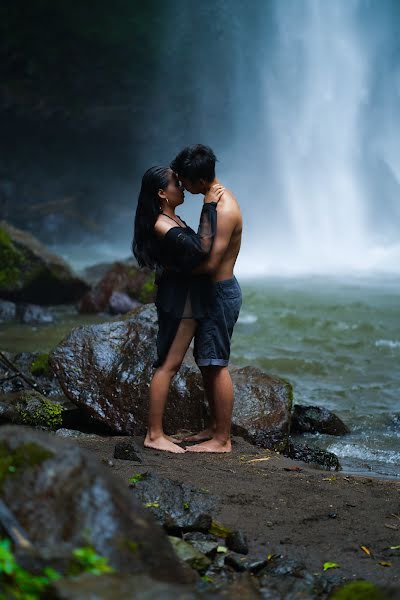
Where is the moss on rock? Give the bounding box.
[16,390,63,429]
[0,440,54,490]
[330,580,390,600]
[138,272,156,304]
[0,227,24,290]
[30,353,51,377]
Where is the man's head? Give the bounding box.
[170,144,217,194]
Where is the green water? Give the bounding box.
[232,275,400,479]
[1,275,399,478]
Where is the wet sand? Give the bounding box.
[73,433,400,589]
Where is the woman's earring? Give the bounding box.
[165,197,170,205]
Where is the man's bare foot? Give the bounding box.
[144,434,186,453]
[182,427,215,442]
[185,438,232,453]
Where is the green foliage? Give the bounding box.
[128,473,145,484]
[0,537,61,600]
[0,228,23,291]
[139,272,156,303]
[330,580,390,600]
[29,353,51,377]
[69,546,115,576]
[0,539,115,599]
[0,441,54,490]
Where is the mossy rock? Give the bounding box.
[16,390,63,429]
[0,440,54,490]
[29,353,52,377]
[0,226,26,290]
[138,271,156,304]
[330,580,390,600]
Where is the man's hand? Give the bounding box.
[204,184,225,204]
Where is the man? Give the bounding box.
[170,144,243,453]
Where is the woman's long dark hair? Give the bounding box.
[132,166,170,269]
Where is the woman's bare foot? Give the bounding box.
[165,434,182,444]
[182,427,215,442]
[185,438,232,453]
[144,434,186,453]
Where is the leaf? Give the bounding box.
[247,457,271,463]
[216,546,228,553]
[389,545,400,550]
[145,501,159,508]
[360,545,373,557]
[322,476,337,481]
[323,562,340,571]
[209,520,231,538]
[378,561,392,567]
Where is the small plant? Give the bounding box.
[128,473,144,484]
[0,537,61,600]
[69,546,115,576]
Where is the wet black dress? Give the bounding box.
[152,201,218,368]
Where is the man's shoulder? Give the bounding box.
[217,189,241,219]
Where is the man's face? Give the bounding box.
[179,176,204,195]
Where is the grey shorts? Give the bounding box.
[193,275,242,367]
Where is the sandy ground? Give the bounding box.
[74,433,400,590]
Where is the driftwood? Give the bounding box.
[0,351,46,395]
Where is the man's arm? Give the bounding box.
[191,208,235,274]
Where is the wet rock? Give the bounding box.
[114,440,142,462]
[257,555,345,599]
[291,404,350,436]
[131,472,218,534]
[226,530,249,555]
[50,305,292,451]
[77,260,154,314]
[13,389,63,429]
[54,428,103,439]
[230,366,292,452]
[16,302,54,324]
[0,351,66,398]
[217,572,262,600]
[43,572,215,600]
[0,424,188,583]
[0,299,16,321]
[183,532,220,557]
[50,305,210,435]
[169,536,212,573]
[284,440,341,470]
[0,220,89,304]
[225,554,267,574]
[109,290,140,315]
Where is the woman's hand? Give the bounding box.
[204,184,225,204]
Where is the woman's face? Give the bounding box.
[160,170,184,207]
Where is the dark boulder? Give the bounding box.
[0,299,16,321]
[291,404,350,436]
[16,302,54,324]
[50,305,209,435]
[50,305,292,451]
[0,220,89,304]
[77,260,154,314]
[0,424,188,583]
[131,472,218,534]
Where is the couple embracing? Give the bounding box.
[132,144,242,454]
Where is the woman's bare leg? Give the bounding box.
[144,318,197,453]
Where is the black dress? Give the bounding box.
[152,201,218,368]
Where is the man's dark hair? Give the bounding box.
[170,144,217,183]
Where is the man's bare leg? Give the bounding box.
[144,318,197,453]
[182,365,216,442]
[185,365,233,453]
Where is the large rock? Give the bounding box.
[0,424,188,583]
[0,220,89,304]
[291,404,350,436]
[77,260,154,314]
[49,305,292,449]
[50,305,209,435]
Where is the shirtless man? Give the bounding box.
[170,144,243,453]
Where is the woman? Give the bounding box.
[132,166,224,453]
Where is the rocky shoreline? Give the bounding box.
[1,221,399,598]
